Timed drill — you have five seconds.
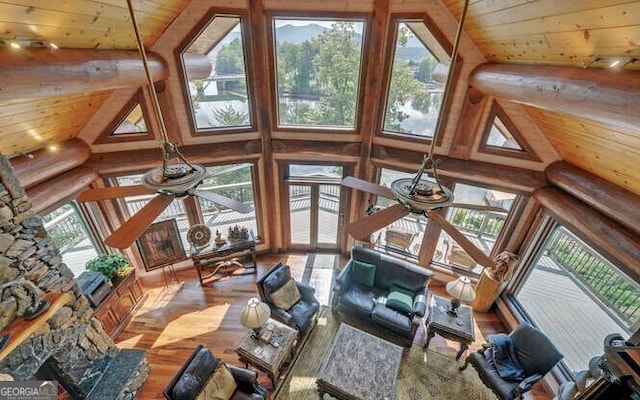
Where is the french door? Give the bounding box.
[283,164,346,251]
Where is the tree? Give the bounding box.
[215,38,245,75]
[383,59,421,132]
[415,56,438,83]
[312,22,362,126]
[212,104,249,126]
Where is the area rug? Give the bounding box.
[273,308,496,400]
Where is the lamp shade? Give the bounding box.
[445,276,476,303]
[240,297,270,330]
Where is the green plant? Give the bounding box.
[86,253,130,280]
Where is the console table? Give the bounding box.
[191,235,257,286]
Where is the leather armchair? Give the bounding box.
[461,323,563,400]
[164,345,267,400]
[256,262,320,336]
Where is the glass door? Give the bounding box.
[285,164,344,251]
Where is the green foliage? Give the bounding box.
[86,253,129,280]
[384,59,421,131]
[212,104,249,126]
[215,38,245,74]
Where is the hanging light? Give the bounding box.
[390,0,470,212]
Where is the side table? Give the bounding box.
[424,294,475,360]
[235,318,297,388]
[191,234,257,285]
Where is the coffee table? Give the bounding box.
[235,318,297,388]
[424,294,475,360]
[317,323,403,400]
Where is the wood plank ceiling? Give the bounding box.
[0,0,639,197]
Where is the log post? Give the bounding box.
[546,161,640,235]
[27,167,98,215]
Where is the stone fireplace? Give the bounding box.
[0,155,149,399]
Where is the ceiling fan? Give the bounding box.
[342,0,500,268]
[76,0,252,250]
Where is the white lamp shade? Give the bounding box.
[445,276,476,303]
[240,297,270,329]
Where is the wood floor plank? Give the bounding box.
[116,253,552,399]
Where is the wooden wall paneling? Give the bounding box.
[249,0,279,252]
[0,0,187,50]
[0,92,111,157]
[526,107,640,197]
[447,87,488,159]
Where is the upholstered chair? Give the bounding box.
[256,262,320,337]
[461,322,563,400]
[164,345,267,400]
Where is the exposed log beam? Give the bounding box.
[11,139,91,190]
[468,63,640,132]
[534,187,640,280]
[0,49,211,101]
[546,161,640,235]
[27,167,98,215]
[86,141,263,175]
[371,144,545,193]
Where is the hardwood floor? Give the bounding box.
[116,253,553,399]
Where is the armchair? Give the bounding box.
[256,262,320,336]
[163,345,267,400]
[461,323,563,400]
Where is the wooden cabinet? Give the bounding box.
[93,269,146,338]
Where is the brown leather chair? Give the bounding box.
[461,323,563,400]
[164,345,266,400]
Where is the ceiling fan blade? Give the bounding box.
[348,203,410,240]
[190,189,253,214]
[77,185,154,202]
[448,203,507,213]
[104,194,174,249]
[342,176,396,199]
[428,211,493,268]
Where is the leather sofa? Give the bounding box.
[332,246,433,346]
[163,345,267,400]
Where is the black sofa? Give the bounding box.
[332,246,433,346]
[163,345,266,400]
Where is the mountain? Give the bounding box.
[275,23,328,44]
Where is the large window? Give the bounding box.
[515,220,640,375]
[382,19,447,138]
[273,17,365,128]
[370,167,430,259]
[43,203,99,277]
[180,14,252,131]
[198,163,259,239]
[434,183,515,274]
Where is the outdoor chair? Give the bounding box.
[460,322,563,400]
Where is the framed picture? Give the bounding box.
[136,219,186,271]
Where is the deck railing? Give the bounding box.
[44,208,87,252]
[449,207,507,239]
[548,228,640,328]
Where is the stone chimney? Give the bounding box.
[0,155,149,399]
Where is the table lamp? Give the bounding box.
[240,297,270,336]
[445,276,476,315]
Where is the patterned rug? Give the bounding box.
[273,308,496,400]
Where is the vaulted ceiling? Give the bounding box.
[1,0,639,197]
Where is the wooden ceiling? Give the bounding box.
[0,0,639,197]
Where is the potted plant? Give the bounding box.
[85,253,131,283]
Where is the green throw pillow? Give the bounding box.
[351,260,376,287]
[386,285,414,314]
